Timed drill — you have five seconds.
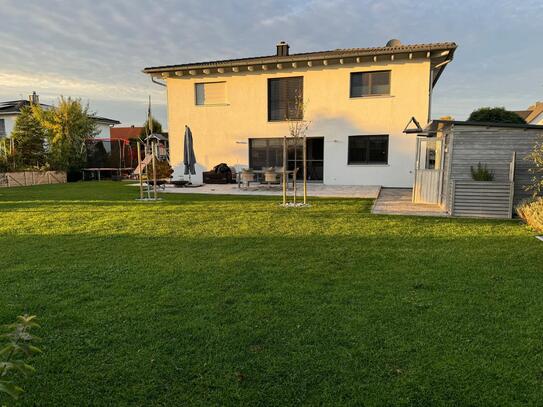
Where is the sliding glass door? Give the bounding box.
[249,137,324,181]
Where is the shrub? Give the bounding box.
[526,134,543,197]
[517,198,543,232]
[144,160,173,180]
[468,107,527,124]
[471,163,494,181]
[0,315,41,401]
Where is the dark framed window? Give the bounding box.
[0,119,5,135]
[350,71,391,97]
[348,135,389,165]
[268,76,303,121]
[249,137,324,181]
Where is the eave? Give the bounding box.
[143,43,457,85]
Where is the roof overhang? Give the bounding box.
[421,119,543,136]
[92,117,121,125]
[143,42,457,84]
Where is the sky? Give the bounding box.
[1,0,542,128]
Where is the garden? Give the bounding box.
[1,181,542,406]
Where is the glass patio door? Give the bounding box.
[249,137,324,181]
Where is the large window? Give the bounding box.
[249,137,324,181]
[268,76,303,121]
[195,82,227,105]
[0,119,5,136]
[350,71,391,97]
[348,135,389,165]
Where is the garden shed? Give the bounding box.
[412,120,543,218]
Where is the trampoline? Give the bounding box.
[83,138,135,180]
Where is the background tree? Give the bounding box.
[139,117,163,141]
[468,107,526,124]
[33,97,98,171]
[11,106,47,169]
[0,138,16,172]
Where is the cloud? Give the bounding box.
[0,71,165,104]
[0,0,542,125]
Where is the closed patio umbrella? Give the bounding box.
[183,126,197,179]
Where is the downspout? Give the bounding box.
[428,68,434,124]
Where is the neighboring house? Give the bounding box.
[514,102,543,125]
[0,94,50,139]
[94,117,122,138]
[0,93,120,139]
[143,39,456,186]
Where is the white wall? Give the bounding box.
[166,58,431,188]
[322,132,416,186]
[1,115,115,140]
[95,123,112,139]
[0,115,17,137]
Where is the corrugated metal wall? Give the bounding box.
[451,181,513,218]
[445,125,542,216]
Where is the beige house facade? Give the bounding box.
[144,40,456,187]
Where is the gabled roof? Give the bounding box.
[144,42,456,72]
[514,102,543,124]
[143,41,457,87]
[93,116,121,125]
[0,100,50,115]
[0,99,120,125]
[514,110,532,121]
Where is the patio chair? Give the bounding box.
[264,167,279,187]
[240,169,255,189]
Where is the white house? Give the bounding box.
[0,93,120,139]
[143,39,457,187]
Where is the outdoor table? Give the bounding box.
[238,169,297,189]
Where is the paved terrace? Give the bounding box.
[134,184,448,217]
[158,183,381,199]
[372,188,448,217]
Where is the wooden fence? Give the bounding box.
[0,171,67,188]
[451,180,514,219]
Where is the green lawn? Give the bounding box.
[1,182,542,406]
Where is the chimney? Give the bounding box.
[29,91,39,105]
[276,41,290,57]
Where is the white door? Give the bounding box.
[413,138,443,204]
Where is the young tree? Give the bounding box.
[285,93,311,205]
[33,97,98,171]
[0,315,41,401]
[468,107,526,124]
[11,106,47,169]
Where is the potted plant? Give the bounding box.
[470,163,494,181]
